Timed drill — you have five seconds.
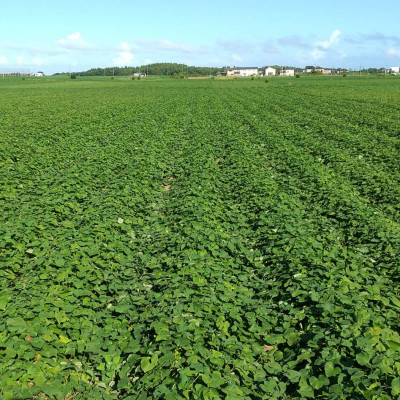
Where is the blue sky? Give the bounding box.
[1,0,400,74]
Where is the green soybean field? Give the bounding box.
[1,76,400,400]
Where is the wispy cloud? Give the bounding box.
[262,43,279,54]
[2,43,63,56]
[13,54,44,66]
[133,38,202,54]
[216,39,253,53]
[0,55,8,64]
[346,32,400,46]
[278,35,310,48]
[210,57,221,64]
[232,53,242,62]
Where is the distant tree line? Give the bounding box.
[61,63,223,77]
[53,64,392,78]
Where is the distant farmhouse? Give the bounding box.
[280,68,295,76]
[265,67,276,76]
[389,66,400,75]
[304,66,327,74]
[223,67,259,77]
[304,66,344,75]
[316,68,333,75]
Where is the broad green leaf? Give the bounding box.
[324,362,341,377]
[261,379,277,392]
[6,317,26,330]
[141,353,158,373]
[59,334,71,344]
[356,351,371,366]
[298,378,315,398]
[392,377,400,396]
[202,371,225,388]
[0,294,11,311]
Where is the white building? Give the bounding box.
[265,67,276,76]
[226,67,259,77]
[389,67,400,75]
[280,69,295,76]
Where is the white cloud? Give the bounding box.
[32,57,43,66]
[0,55,8,64]
[113,51,134,65]
[301,29,343,63]
[317,29,341,49]
[309,48,325,61]
[57,32,94,51]
[67,32,81,41]
[121,42,130,51]
[387,48,400,57]
[16,55,24,64]
[58,32,81,44]
[113,42,134,66]
[232,53,242,62]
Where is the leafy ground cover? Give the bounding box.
[1,76,400,399]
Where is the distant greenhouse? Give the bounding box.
[0,68,31,77]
